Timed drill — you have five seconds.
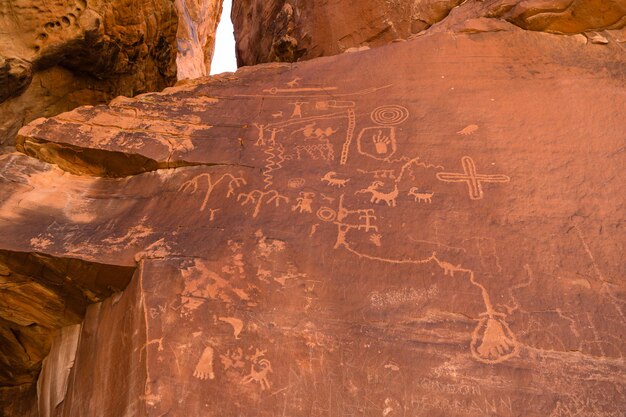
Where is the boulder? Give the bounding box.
[1,23,624,415]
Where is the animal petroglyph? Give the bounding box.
[356,181,399,206]
[241,359,273,391]
[238,190,289,218]
[457,124,479,136]
[290,101,306,118]
[193,346,215,380]
[292,192,315,213]
[179,173,247,211]
[322,171,350,188]
[408,188,434,203]
[436,156,510,200]
[369,234,382,247]
[219,317,244,339]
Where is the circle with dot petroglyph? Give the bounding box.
[370,105,409,126]
[316,207,337,222]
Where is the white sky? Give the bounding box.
[210,0,238,75]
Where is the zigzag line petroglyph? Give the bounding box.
[262,145,285,189]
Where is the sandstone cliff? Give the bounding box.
[0,0,223,149]
[232,0,626,65]
[1,1,625,416]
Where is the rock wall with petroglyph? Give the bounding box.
[1,3,626,417]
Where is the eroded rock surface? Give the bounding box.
[231,0,626,65]
[1,21,625,417]
[0,0,204,147]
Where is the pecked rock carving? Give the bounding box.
[0,7,625,417]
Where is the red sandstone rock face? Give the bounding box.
[1,23,625,415]
[231,0,626,65]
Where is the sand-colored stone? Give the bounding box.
[176,0,225,80]
[1,21,624,414]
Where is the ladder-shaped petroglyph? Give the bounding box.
[179,173,247,211]
[436,156,510,200]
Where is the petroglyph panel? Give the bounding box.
[2,27,625,416]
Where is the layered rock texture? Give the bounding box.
[1,2,626,416]
[0,0,224,148]
[232,0,626,65]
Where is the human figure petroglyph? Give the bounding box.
[241,359,273,391]
[408,188,434,204]
[292,192,315,214]
[179,173,247,211]
[436,156,510,200]
[193,346,216,380]
[290,101,306,118]
[355,181,399,206]
[253,123,278,146]
[322,171,350,188]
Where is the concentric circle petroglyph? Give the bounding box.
[370,105,409,126]
[316,207,337,222]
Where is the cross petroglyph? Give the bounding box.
[436,156,510,200]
